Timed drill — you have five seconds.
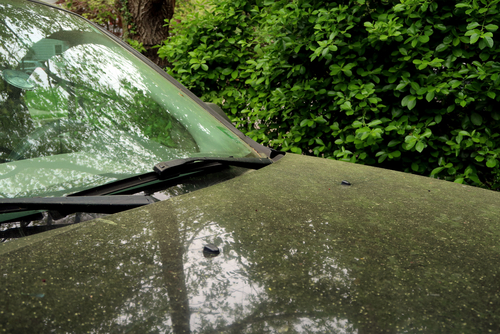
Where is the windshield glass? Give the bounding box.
[0,0,259,199]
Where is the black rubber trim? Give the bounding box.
[0,195,156,214]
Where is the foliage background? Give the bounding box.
[57,0,124,36]
[159,0,500,190]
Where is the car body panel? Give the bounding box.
[1,153,499,332]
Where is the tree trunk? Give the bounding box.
[126,0,175,68]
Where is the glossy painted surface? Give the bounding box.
[1,153,499,333]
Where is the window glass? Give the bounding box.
[0,0,258,198]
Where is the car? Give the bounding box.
[1,0,500,332]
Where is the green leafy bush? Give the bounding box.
[159,0,500,189]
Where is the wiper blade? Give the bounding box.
[0,195,156,214]
[153,157,273,178]
[72,157,273,197]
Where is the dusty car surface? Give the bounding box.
[1,0,500,333]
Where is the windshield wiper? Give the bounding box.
[153,157,273,178]
[0,195,156,215]
[72,157,273,197]
[0,157,272,228]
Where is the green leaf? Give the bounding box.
[367,119,383,127]
[435,43,447,52]
[431,167,445,175]
[407,98,417,110]
[485,24,499,32]
[352,120,363,128]
[405,138,417,150]
[221,68,233,76]
[329,65,342,75]
[486,158,497,168]
[416,87,427,95]
[201,64,208,71]
[415,141,425,152]
[411,162,419,171]
[401,95,414,107]
[466,22,480,30]
[471,112,483,126]
[450,80,462,89]
[255,44,264,56]
[388,140,401,147]
[468,174,481,184]
[396,82,408,90]
[479,52,490,61]
[484,36,494,48]
[426,90,435,102]
[419,35,430,43]
[470,33,480,44]
[410,82,420,91]
[393,4,405,12]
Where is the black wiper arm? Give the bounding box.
[153,157,273,179]
[72,157,273,197]
[0,195,156,214]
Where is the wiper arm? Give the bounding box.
[153,157,273,179]
[0,195,156,215]
[72,157,273,197]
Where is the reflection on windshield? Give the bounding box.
[0,0,257,198]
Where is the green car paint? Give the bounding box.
[1,153,499,332]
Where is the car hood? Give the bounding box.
[1,153,499,333]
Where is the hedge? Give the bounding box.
[159,0,500,189]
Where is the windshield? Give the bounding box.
[0,0,259,199]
